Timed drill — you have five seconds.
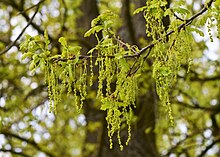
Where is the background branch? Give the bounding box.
[0,148,31,157]
[0,2,40,55]
[1,131,56,157]
[198,138,220,157]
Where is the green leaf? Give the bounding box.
[21,52,33,60]
[164,8,172,17]
[44,30,50,48]
[58,37,67,47]
[91,16,102,27]
[68,46,82,55]
[49,55,61,60]
[145,127,152,134]
[44,50,50,56]
[84,25,103,37]
[19,41,28,52]
[73,52,80,64]
[104,20,113,29]
[119,58,130,72]
[25,34,32,41]
[29,60,36,70]
[61,47,68,58]
[33,56,40,66]
[68,64,74,81]
[133,6,147,15]
[196,14,209,26]
[39,58,46,70]
[100,98,112,111]
[173,7,190,15]
[100,101,111,111]
[39,53,47,59]
[188,27,204,37]
[28,41,38,52]
[115,53,122,60]
[160,1,167,7]
[134,73,141,79]
[34,35,41,41]
[117,102,128,107]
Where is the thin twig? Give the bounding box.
[0,148,31,157]
[16,0,45,15]
[0,2,40,55]
[198,137,220,157]
[1,131,56,157]
[173,13,185,21]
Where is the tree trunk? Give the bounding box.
[76,0,170,156]
[99,84,158,157]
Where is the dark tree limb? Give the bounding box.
[173,101,220,112]
[162,134,191,156]
[0,148,31,157]
[1,131,57,157]
[3,0,55,42]
[190,75,220,82]
[174,87,220,112]
[17,0,45,15]
[198,138,220,157]
[0,2,40,55]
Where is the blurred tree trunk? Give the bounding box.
[76,0,170,157]
[118,0,147,46]
[98,84,159,157]
[76,0,100,52]
[75,1,106,157]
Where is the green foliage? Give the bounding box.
[85,10,119,38]
[84,12,138,149]
[141,0,168,39]
[20,11,138,149]
[18,0,220,152]
[20,31,85,113]
[131,0,220,127]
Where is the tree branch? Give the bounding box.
[174,88,220,112]
[50,0,215,62]
[162,134,190,156]
[190,75,220,82]
[1,131,56,157]
[0,148,31,157]
[198,137,220,157]
[0,2,40,55]
[173,101,220,112]
[135,0,215,57]
[3,0,55,42]
[17,0,45,15]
